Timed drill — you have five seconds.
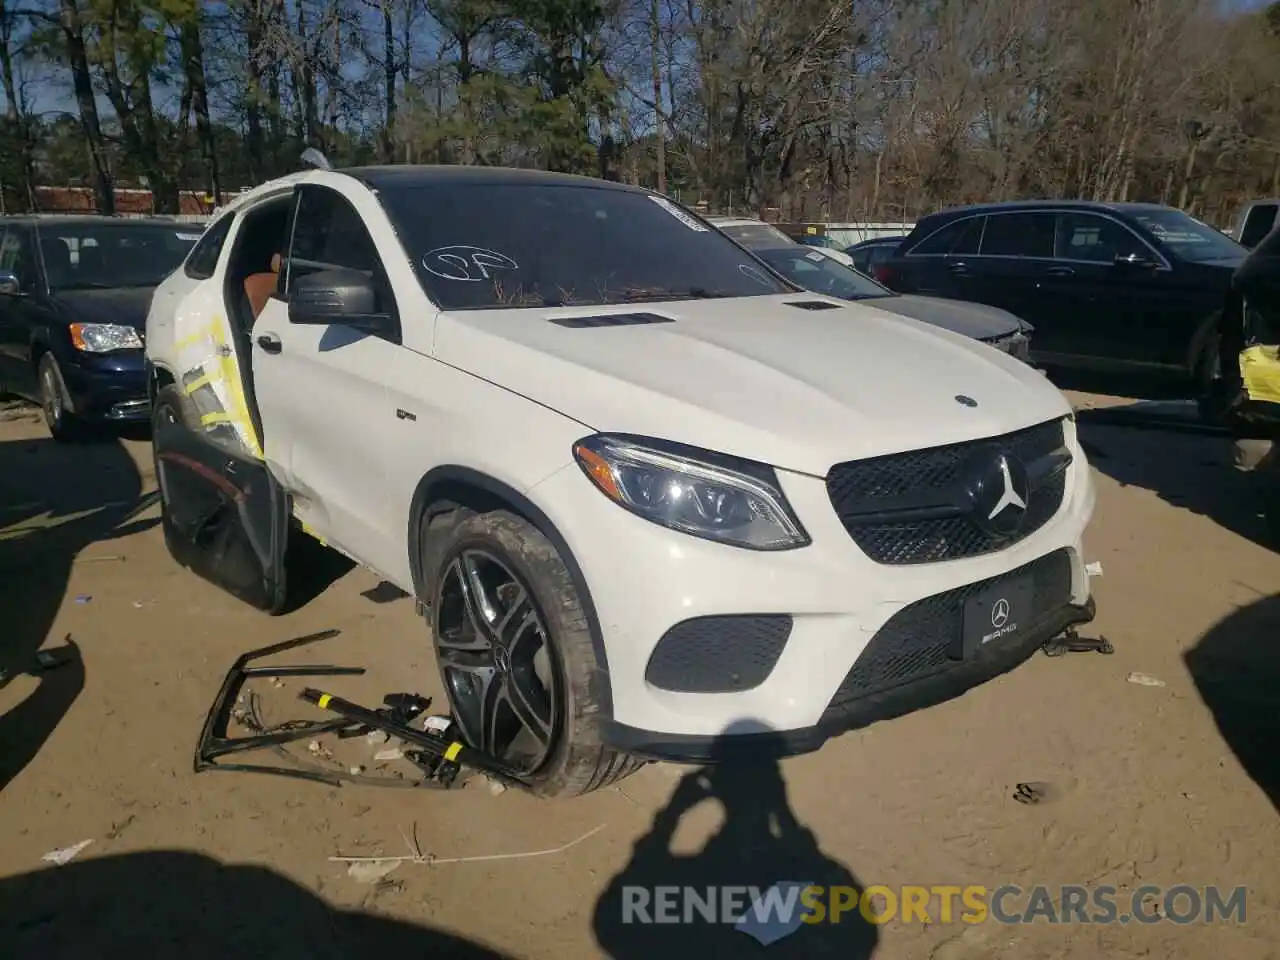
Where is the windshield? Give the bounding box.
[1130,209,1245,263]
[38,222,200,291]
[755,247,893,301]
[716,222,795,251]
[379,184,791,310]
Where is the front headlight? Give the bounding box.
[70,323,143,353]
[572,434,810,550]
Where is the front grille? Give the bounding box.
[826,417,1069,564]
[821,548,1073,723]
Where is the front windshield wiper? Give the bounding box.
[617,287,737,303]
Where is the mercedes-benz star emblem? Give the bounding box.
[991,598,1011,629]
[964,450,1031,536]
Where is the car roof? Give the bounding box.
[338,164,648,194]
[918,199,1181,222]
[0,214,198,229]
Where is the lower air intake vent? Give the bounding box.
[548,312,674,328]
[785,300,843,311]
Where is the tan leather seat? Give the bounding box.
[243,254,281,321]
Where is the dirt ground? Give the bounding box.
[1,391,1278,960]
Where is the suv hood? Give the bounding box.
[53,287,156,330]
[434,295,1072,476]
[868,294,1028,339]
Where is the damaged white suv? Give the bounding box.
[145,165,1096,797]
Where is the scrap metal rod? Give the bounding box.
[298,688,530,791]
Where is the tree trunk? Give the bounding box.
[381,1,397,162]
[0,0,36,210]
[58,0,114,214]
[245,0,267,179]
[181,15,221,203]
[649,0,665,193]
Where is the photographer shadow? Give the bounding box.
[593,723,878,959]
[0,433,158,792]
[0,849,513,959]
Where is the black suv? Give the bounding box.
[878,201,1247,388]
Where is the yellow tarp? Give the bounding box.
[1240,344,1280,405]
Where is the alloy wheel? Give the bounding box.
[40,363,63,431]
[434,550,559,774]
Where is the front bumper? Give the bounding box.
[61,349,149,421]
[529,418,1097,761]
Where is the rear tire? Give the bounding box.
[422,507,643,798]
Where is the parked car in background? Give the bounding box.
[845,235,908,278]
[707,215,857,267]
[705,216,795,249]
[1232,198,1279,251]
[879,201,1247,391]
[0,216,200,439]
[754,245,1033,361]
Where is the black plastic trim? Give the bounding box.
[784,300,843,311]
[407,465,613,716]
[547,312,675,328]
[601,596,1095,763]
[645,614,793,693]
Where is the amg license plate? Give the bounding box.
[960,576,1035,658]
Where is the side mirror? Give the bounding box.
[0,271,20,295]
[287,267,395,335]
[1113,252,1159,270]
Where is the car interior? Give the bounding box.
[223,196,293,341]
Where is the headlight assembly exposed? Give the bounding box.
[572,434,809,550]
[69,323,143,353]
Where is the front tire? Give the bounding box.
[38,354,87,442]
[424,508,643,798]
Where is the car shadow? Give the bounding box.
[593,725,879,958]
[1075,412,1276,551]
[1183,594,1280,814]
[0,849,514,957]
[0,431,158,791]
[1042,366,1193,400]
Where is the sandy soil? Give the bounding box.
[1,393,1277,960]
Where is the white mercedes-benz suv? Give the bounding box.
[145,165,1096,797]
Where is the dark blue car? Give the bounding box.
[0,216,200,440]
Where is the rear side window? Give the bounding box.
[980,213,1055,257]
[1054,213,1148,263]
[0,227,39,293]
[909,217,984,256]
[1241,204,1279,249]
[184,215,233,279]
[1255,222,1280,258]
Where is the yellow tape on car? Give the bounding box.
[1240,344,1280,405]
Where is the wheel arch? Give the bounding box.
[408,465,613,717]
[148,361,177,403]
[1186,296,1236,380]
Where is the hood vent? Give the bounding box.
[548,311,675,329]
[785,300,842,311]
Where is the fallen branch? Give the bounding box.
[330,823,606,866]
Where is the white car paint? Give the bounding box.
[146,169,1096,747]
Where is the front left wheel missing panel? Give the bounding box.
[424,508,643,798]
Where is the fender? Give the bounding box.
[407,465,613,716]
